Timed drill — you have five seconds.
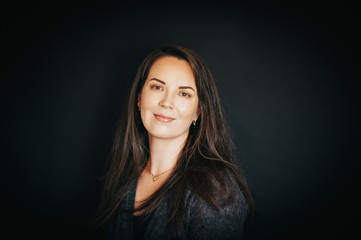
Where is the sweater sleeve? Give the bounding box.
[185,177,249,240]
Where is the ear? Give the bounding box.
[194,107,200,121]
[137,94,141,108]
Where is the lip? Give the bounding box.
[154,114,176,123]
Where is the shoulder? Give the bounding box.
[186,167,248,213]
[187,162,248,208]
[184,166,249,239]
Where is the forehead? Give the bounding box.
[148,57,196,86]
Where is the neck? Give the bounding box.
[148,134,188,175]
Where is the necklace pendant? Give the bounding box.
[152,177,156,181]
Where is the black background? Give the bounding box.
[2,1,360,239]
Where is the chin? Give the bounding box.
[147,128,190,141]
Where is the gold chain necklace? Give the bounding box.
[147,162,174,181]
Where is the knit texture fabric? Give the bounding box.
[108,176,248,240]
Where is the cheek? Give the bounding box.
[178,101,198,118]
[140,91,155,108]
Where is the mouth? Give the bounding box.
[154,114,176,123]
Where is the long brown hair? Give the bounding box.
[97,45,254,236]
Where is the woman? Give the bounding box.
[97,45,254,239]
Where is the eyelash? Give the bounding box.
[151,85,163,91]
[179,92,190,98]
[150,85,191,98]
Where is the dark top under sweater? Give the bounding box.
[133,211,155,240]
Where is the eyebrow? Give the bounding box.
[150,78,195,92]
[150,78,166,85]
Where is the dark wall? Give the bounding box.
[2,1,360,239]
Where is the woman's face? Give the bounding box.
[138,56,199,141]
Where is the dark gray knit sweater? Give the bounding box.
[108,177,248,240]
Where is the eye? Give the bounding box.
[179,92,190,98]
[151,85,163,91]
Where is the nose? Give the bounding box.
[159,92,174,109]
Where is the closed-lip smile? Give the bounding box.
[154,114,175,123]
